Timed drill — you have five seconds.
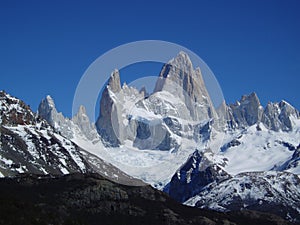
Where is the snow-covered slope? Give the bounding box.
[185,171,300,222]
[0,91,88,176]
[0,91,143,185]
[220,123,300,175]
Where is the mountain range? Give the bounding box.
[1,52,300,224]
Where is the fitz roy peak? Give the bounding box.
[2,51,300,223]
[96,52,219,150]
[154,51,217,121]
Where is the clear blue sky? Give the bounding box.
[1,0,299,119]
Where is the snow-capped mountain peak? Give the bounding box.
[227,92,263,129]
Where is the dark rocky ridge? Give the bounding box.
[0,173,295,225]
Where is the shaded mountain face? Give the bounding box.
[0,173,294,225]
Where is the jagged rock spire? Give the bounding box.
[154,51,217,121]
[38,96,99,141]
[220,92,300,131]
[262,100,300,131]
[38,95,58,125]
[96,69,123,146]
[38,95,74,139]
[108,69,121,93]
[227,92,263,129]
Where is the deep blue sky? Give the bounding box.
[1,0,299,119]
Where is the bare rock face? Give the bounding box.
[0,90,36,126]
[262,100,300,131]
[72,105,99,141]
[218,92,300,131]
[96,70,124,147]
[229,92,263,129]
[154,51,217,122]
[216,100,239,129]
[108,69,121,93]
